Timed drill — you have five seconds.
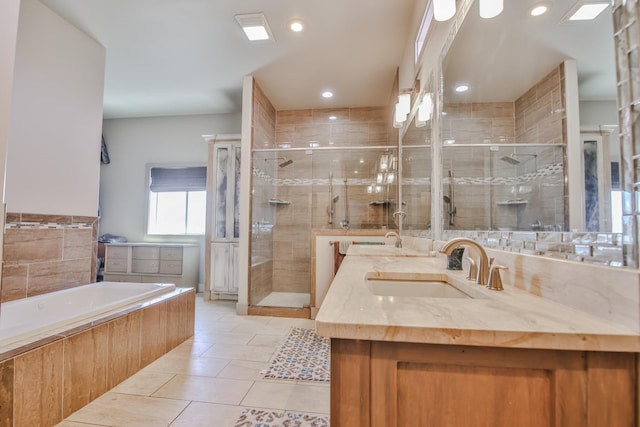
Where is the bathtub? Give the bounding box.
[0,281,176,348]
[0,281,194,425]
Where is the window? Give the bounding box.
[147,166,206,235]
[415,1,434,63]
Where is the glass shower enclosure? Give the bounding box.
[249,146,400,308]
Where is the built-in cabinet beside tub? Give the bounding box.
[103,243,199,286]
[204,134,241,300]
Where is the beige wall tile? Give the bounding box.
[313,108,350,123]
[277,109,313,125]
[1,265,27,302]
[63,324,109,417]
[107,312,142,389]
[63,228,93,260]
[14,340,64,427]
[27,259,92,297]
[0,359,14,427]
[140,302,168,367]
[4,228,63,264]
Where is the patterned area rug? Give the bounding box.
[261,327,330,382]
[234,408,329,427]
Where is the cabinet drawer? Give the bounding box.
[131,259,159,274]
[159,260,182,275]
[106,246,128,259]
[132,246,160,260]
[160,247,183,261]
[105,258,128,273]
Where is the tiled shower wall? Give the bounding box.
[270,107,393,295]
[612,0,640,268]
[250,82,276,304]
[1,213,98,302]
[441,64,565,231]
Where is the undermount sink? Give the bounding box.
[365,272,473,299]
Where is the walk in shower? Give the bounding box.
[250,146,399,308]
[442,143,565,231]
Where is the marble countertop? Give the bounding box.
[315,247,640,352]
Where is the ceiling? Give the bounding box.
[36,0,617,119]
[443,0,616,103]
[38,0,419,119]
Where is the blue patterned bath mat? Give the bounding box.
[234,408,329,427]
[260,327,330,382]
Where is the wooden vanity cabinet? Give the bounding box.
[331,339,637,427]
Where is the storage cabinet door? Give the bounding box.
[230,243,240,292]
[211,243,230,292]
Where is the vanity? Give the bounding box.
[315,245,640,426]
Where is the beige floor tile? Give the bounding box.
[111,371,176,396]
[143,353,230,377]
[55,422,102,427]
[153,374,254,405]
[200,343,276,362]
[194,331,255,345]
[217,360,269,381]
[241,381,330,414]
[66,392,189,427]
[169,339,214,357]
[267,317,316,330]
[169,402,245,427]
[247,334,287,347]
[230,323,295,336]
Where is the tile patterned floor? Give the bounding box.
[55,297,329,427]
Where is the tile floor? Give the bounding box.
[255,291,310,308]
[55,296,329,427]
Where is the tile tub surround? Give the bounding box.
[0,287,195,427]
[315,250,640,351]
[55,299,328,427]
[2,213,98,302]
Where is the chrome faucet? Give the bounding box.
[384,231,402,248]
[439,238,489,285]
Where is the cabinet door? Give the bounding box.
[210,243,230,292]
[230,244,240,293]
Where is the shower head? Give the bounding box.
[264,157,293,168]
[333,195,339,203]
[500,153,538,165]
[500,155,520,165]
[443,195,451,204]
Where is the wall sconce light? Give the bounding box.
[479,0,504,19]
[434,0,504,22]
[416,93,433,127]
[434,0,456,21]
[393,92,412,128]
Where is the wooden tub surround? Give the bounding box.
[0,287,195,427]
[316,245,640,426]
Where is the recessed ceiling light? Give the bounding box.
[235,13,274,42]
[322,91,334,98]
[359,159,365,163]
[455,84,469,93]
[329,115,337,120]
[563,1,608,21]
[530,3,549,16]
[289,19,304,32]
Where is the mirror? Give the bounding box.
[437,0,618,233]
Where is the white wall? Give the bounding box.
[6,0,105,216]
[100,113,241,287]
[0,0,20,203]
[580,100,620,160]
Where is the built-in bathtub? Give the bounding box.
[0,281,176,348]
[0,281,195,426]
